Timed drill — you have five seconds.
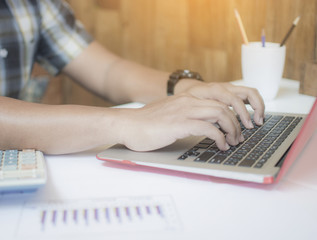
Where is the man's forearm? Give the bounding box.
[0,97,124,154]
[105,59,170,103]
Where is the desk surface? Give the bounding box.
[1,79,316,240]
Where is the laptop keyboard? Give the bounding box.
[177,114,302,168]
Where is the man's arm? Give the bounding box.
[62,41,265,127]
[0,97,122,154]
[62,41,169,104]
[0,94,243,154]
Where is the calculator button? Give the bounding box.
[3,165,18,171]
[3,171,19,178]
[21,164,37,170]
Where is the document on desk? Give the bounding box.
[16,195,181,239]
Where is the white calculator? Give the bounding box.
[0,149,47,192]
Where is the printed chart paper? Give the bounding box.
[17,195,181,238]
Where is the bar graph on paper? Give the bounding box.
[17,195,181,237]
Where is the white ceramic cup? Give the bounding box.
[241,42,286,101]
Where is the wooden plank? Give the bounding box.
[152,0,189,71]
[95,8,122,56]
[96,0,120,10]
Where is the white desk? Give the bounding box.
[1,79,316,240]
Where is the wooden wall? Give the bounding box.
[42,0,317,106]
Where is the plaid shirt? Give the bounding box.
[0,0,92,100]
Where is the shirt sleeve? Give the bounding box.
[36,0,93,75]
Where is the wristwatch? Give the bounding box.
[167,69,203,96]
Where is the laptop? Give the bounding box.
[97,99,317,184]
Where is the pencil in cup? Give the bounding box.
[234,9,249,45]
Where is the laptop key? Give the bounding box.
[194,150,216,162]
[194,143,210,149]
[199,138,214,145]
[209,153,227,164]
[254,162,264,168]
[178,155,188,160]
[239,159,256,167]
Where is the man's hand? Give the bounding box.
[115,80,265,152]
[174,80,265,129]
[116,93,247,152]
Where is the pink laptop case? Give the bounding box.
[276,99,317,183]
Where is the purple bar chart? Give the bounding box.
[17,195,181,238]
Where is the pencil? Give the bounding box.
[234,9,249,45]
[261,28,266,47]
[280,16,300,47]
